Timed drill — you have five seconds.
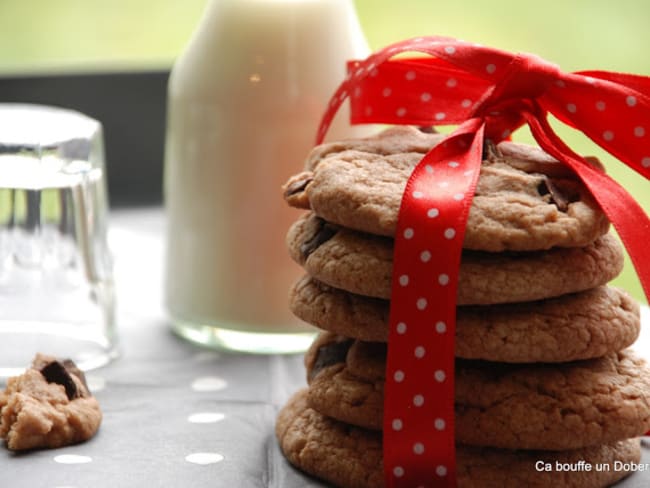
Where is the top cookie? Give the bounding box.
[283,126,609,252]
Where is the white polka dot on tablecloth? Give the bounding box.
[413,394,425,407]
[435,370,446,382]
[427,208,440,218]
[627,95,637,106]
[596,101,606,111]
[435,321,447,333]
[187,412,226,424]
[403,227,415,239]
[399,274,409,286]
[438,274,450,286]
[420,250,432,262]
[413,442,425,455]
[53,455,92,464]
[635,126,645,137]
[446,78,457,88]
[393,466,405,478]
[405,70,417,81]
[185,452,224,465]
[396,322,407,334]
[444,46,456,55]
[421,92,432,102]
[382,87,392,97]
[434,418,446,430]
[392,418,403,431]
[416,298,428,310]
[486,63,496,74]
[642,157,650,168]
[436,465,448,477]
[566,103,577,113]
[461,98,472,108]
[191,376,228,392]
[603,130,614,141]
[414,346,426,358]
[394,370,405,382]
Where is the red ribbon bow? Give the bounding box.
[316,36,650,487]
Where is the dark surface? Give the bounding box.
[0,71,168,205]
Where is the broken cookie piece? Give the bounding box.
[0,354,102,451]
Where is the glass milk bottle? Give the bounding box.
[164,0,370,353]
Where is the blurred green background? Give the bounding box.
[0,0,648,302]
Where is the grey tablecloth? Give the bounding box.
[1,207,648,487]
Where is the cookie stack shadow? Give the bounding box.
[275,126,650,488]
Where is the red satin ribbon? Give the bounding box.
[316,36,650,487]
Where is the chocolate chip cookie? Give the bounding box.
[287,213,624,304]
[283,126,609,251]
[0,354,102,450]
[276,388,641,488]
[291,277,640,363]
[304,334,650,450]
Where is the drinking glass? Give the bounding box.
[0,104,116,378]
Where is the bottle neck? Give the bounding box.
[170,0,369,98]
[196,0,367,52]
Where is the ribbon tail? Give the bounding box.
[384,118,484,488]
[576,70,650,98]
[523,109,650,303]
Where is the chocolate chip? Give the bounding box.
[417,126,437,134]
[300,218,338,259]
[61,358,89,393]
[309,338,353,381]
[537,177,570,211]
[483,139,501,161]
[283,172,313,199]
[39,360,81,400]
[537,179,550,196]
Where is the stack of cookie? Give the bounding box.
[276,126,650,487]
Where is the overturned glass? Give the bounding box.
[0,104,116,378]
